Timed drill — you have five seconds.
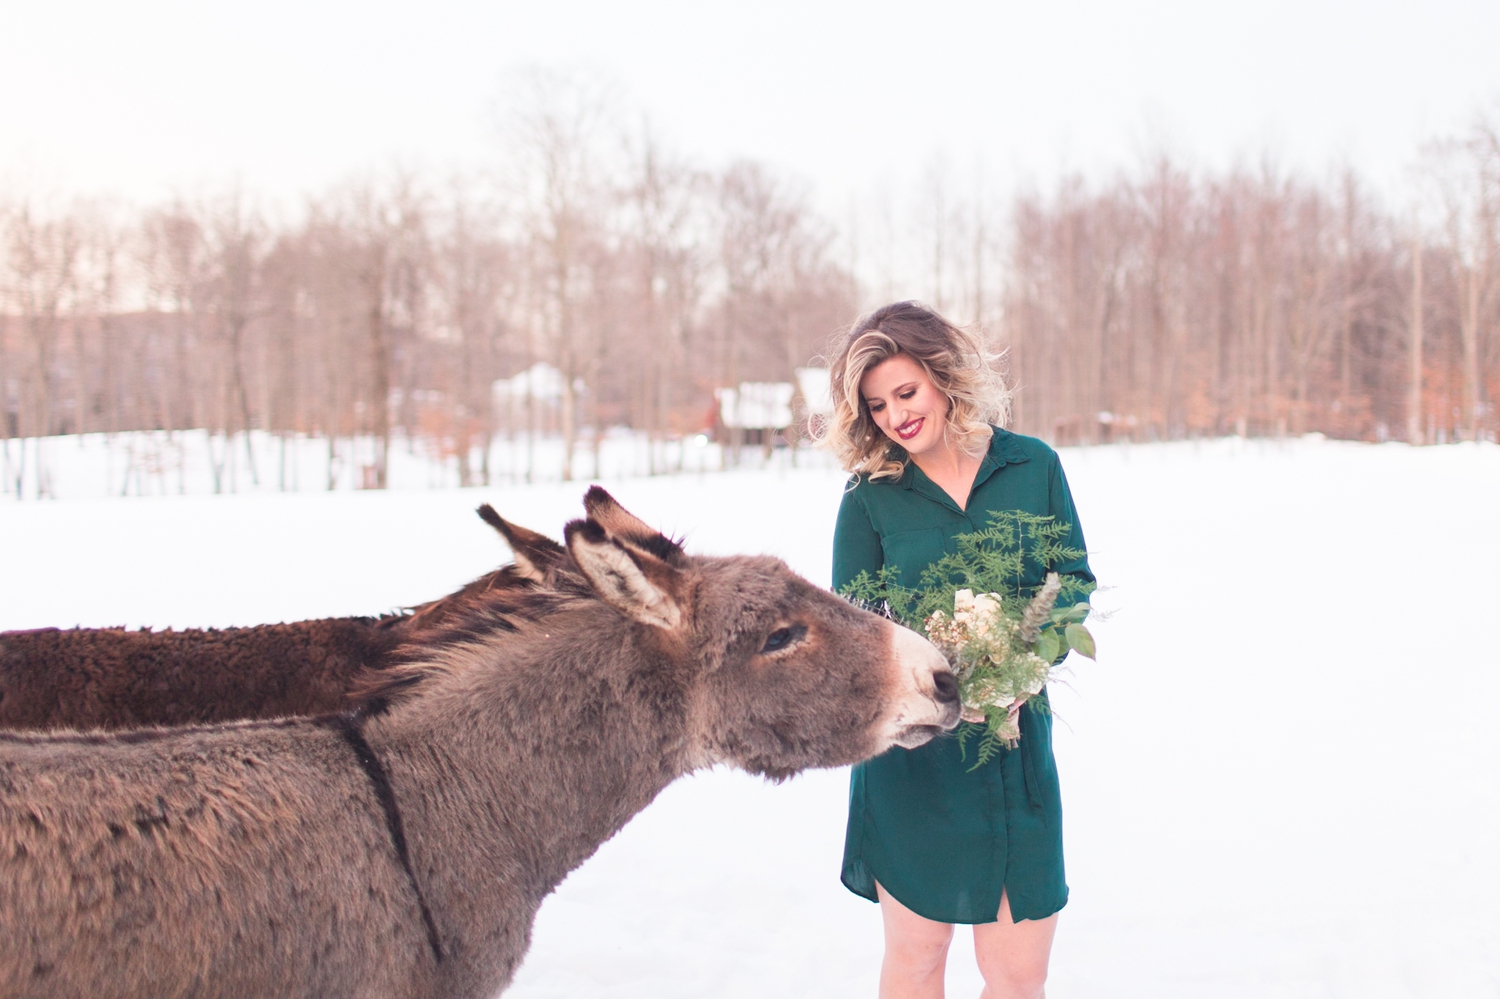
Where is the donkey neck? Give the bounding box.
[360,607,696,967]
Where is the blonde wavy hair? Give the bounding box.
[818,301,1010,481]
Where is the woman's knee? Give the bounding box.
[884,930,953,982]
[975,946,1049,999]
[885,921,952,961]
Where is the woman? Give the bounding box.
[823,302,1094,999]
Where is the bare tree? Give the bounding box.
[204,191,268,490]
[503,68,618,481]
[621,125,704,473]
[431,181,513,486]
[3,202,81,497]
[1426,113,1499,440]
[715,161,797,464]
[139,200,210,482]
[1407,228,1426,444]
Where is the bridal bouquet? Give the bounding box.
[841,512,1096,768]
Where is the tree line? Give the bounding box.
[1001,121,1499,445]
[0,81,852,496]
[2,85,1496,497]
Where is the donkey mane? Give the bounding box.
[349,586,592,709]
[354,503,688,711]
[399,563,551,631]
[0,505,562,732]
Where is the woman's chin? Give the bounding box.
[896,428,940,455]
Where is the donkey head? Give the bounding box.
[564,489,960,779]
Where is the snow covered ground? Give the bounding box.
[2,436,1497,997]
[0,427,768,500]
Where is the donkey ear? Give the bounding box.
[477,504,566,584]
[582,486,687,566]
[564,518,683,630]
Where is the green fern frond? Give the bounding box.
[839,510,1097,769]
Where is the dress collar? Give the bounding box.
[896,427,1030,510]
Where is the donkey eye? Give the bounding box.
[760,625,804,654]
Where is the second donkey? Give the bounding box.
[0,506,565,731]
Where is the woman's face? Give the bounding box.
[858,353,949,456]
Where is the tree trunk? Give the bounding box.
[1408,237,1425,445]
[369,299,390,489]
[1460,264,1480,440]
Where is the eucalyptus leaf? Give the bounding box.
[1034,630,1061,662]
[1059,602,1091,623]
[1065,623,1096,659]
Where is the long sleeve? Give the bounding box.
[1047,453,1096,600]
[832,484,884,591]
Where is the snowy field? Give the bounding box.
[2,435,1497,998]
[0,427,774,500]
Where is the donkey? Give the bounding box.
[0,506,566,732]
[0,488,960,999]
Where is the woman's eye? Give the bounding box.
[868,402,884,412]
[761,626,802,653]
[899,389,915,400]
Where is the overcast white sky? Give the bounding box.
[3,0,1498,215]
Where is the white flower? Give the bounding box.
[971,592,1003,620]
[951,589,1005,638]
[951,589,978,632]
[969,592,1001,637]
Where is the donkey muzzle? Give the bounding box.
[883,623,963,749]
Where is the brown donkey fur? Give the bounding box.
[0,489,960,999]
[0,508,567,732]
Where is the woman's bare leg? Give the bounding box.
[876,882,955,999]
[971,891,1057,999]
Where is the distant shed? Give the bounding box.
[714,382,795,446]
[794,366,832,437]
[491,363,586,432]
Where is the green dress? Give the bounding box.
[833,428,1094,924]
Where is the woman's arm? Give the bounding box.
[1048,453,1096,601]
[832,484,884,591]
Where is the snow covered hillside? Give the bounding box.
[2,436,1496,998]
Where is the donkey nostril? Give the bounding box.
[933,671,959,704]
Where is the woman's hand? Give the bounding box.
[960,696,1027,725]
